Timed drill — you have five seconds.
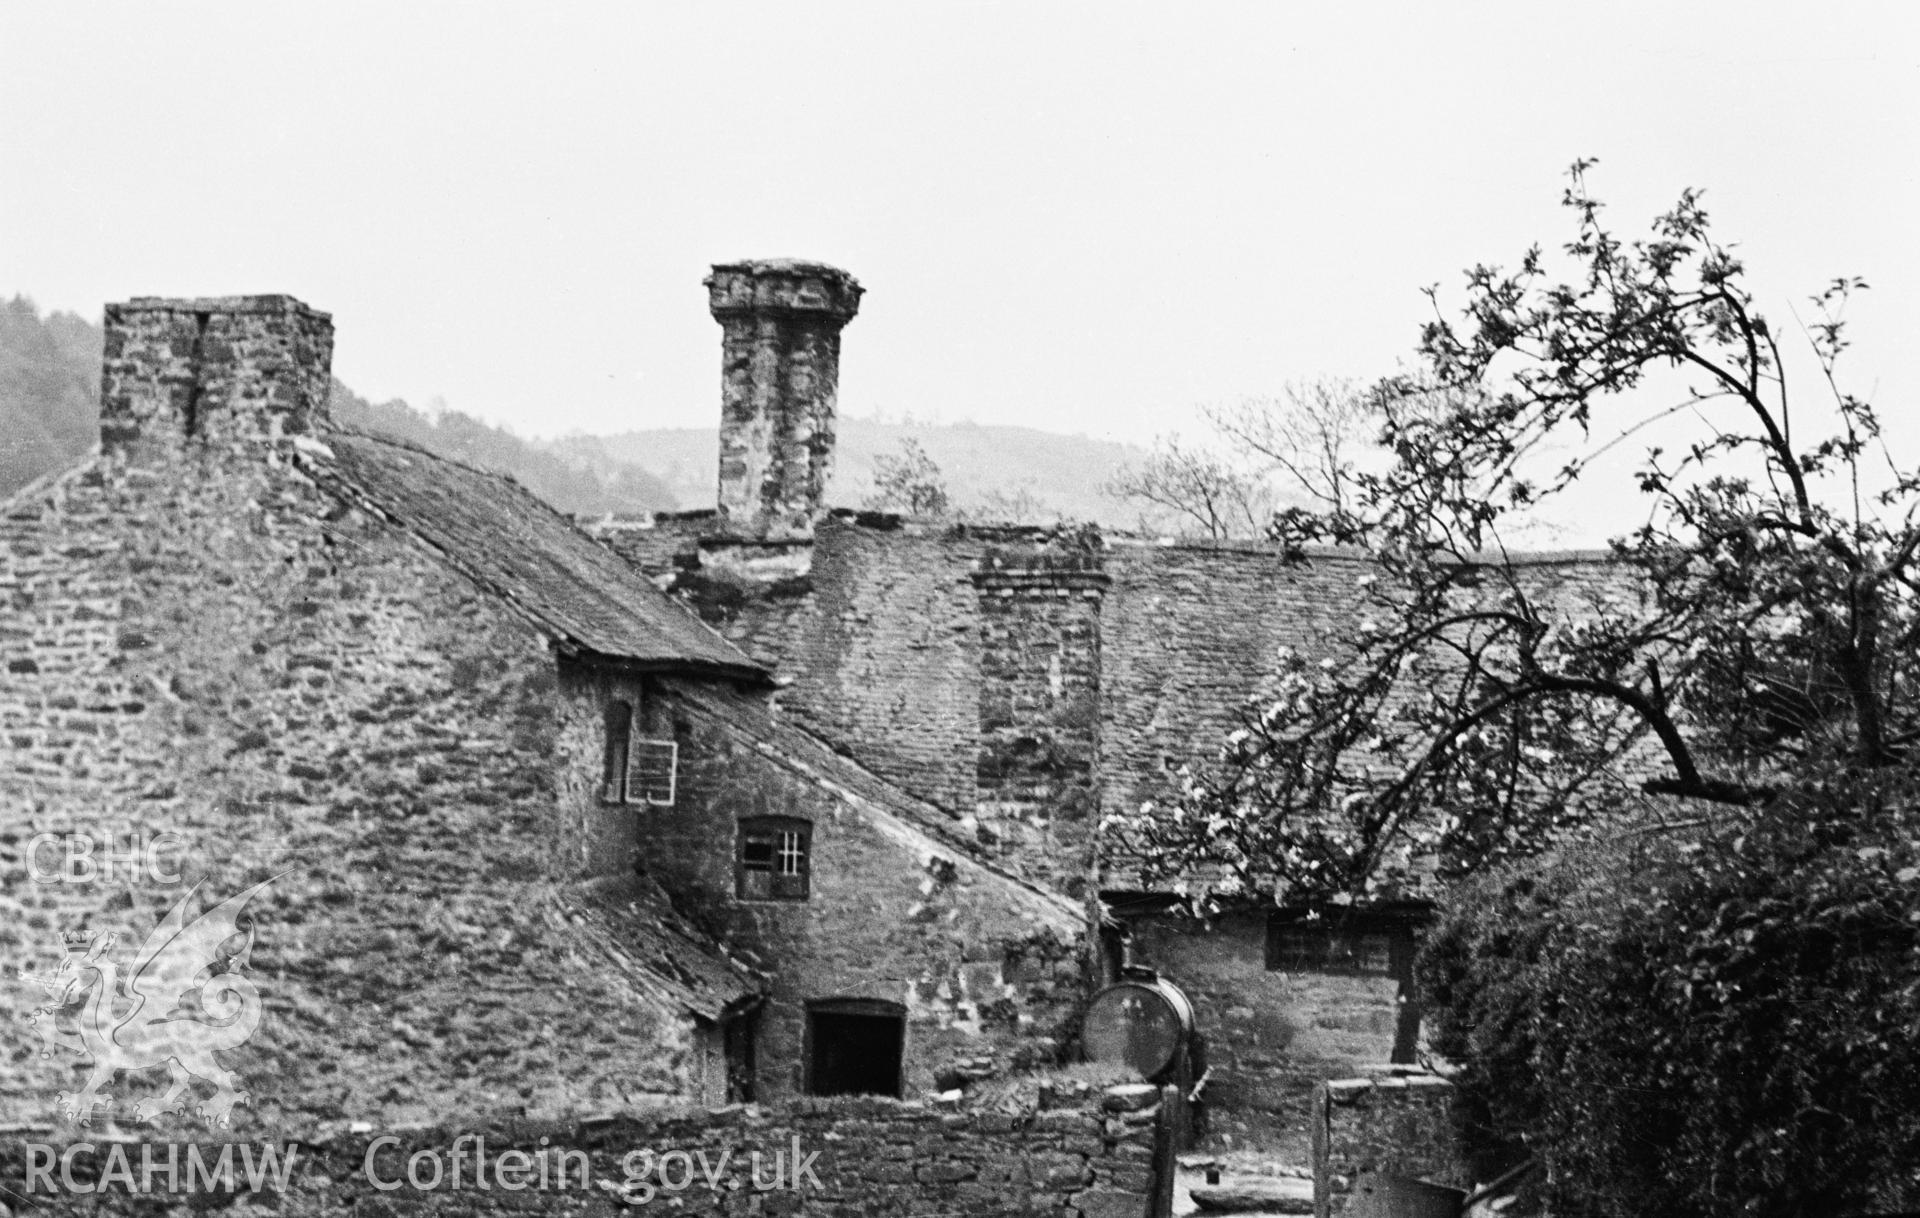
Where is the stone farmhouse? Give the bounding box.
[1,288,1080,1136]
[0,262,1631,1154]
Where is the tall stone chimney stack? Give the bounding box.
[100,295,334,458]
[706,260,862,540]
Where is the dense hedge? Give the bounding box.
[1419,777,1920,1218]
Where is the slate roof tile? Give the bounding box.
[300,430,767,682]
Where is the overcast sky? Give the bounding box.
[3,3,1915,458]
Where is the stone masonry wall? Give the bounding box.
[99,296,334,456]
[707,517,1117,896]
[708,262,862,541]
[1310,1074,1466,1217]
[594,516,1120,897]
[1098,541,1373,883]
[1,436,702,1133]
[587,517,1648,1149]
[973,537,1107,898]
[596,522,1652,895]
[580,516,821,675]
[631,684,1087,1102]
[0,1086,1171,1216]
[1125,912,1406,1160]
[764,517,984,813]
[593,518,1652,905]
[549,659,658,882]
[585,513,708,588]
[1098,539,1655,886]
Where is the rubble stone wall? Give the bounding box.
[593,516,1122,896]
[99,296,334,456]
[594,517,1649,896]
[1097,541,1375,882]
[775,518,983,812]
[1,1087,1170,1216]
[1311,1074,1466,1217]
[973,538,1107,897]
[633,684,1088,1102]
[1124,912,1405,1156]
[707,261,862,542]
[588,512,1644,1150]
[2,297,704,1132]
[0,443,704,1129]
[1098,540,1650,884]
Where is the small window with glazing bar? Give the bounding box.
[737,817,810,900]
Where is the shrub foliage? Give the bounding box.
[1421,777,1920,1217]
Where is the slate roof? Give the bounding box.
[569,873,763,1021]
[299,430,768,682]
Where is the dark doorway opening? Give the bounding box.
[722,1007,758,1104]
[806,999,905,1098]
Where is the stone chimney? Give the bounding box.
[706,260,862,540]
[100,295,334,457]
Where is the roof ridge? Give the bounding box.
[323,422,534,492]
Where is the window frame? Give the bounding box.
[1265,909,1408,977]
[736,816,812,901]
[628,738,678,806]
[602,698,677,806]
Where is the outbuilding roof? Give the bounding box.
[570,874,764,1022]
[300,430,769,682]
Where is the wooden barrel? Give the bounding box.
[1081,973,1195,1081]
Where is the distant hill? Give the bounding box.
[325,382,679,517]
[0,296,101,496]
[0,297,680,515]
[552,417,1153,527]
[1,297,1158,529]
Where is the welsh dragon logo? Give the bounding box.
[18,877,279,1128]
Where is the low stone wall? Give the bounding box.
[1310,1073,1465,1217]
[2,1085,1173,1216]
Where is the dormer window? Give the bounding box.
[603,698,677,806]
[737,817,811,901]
